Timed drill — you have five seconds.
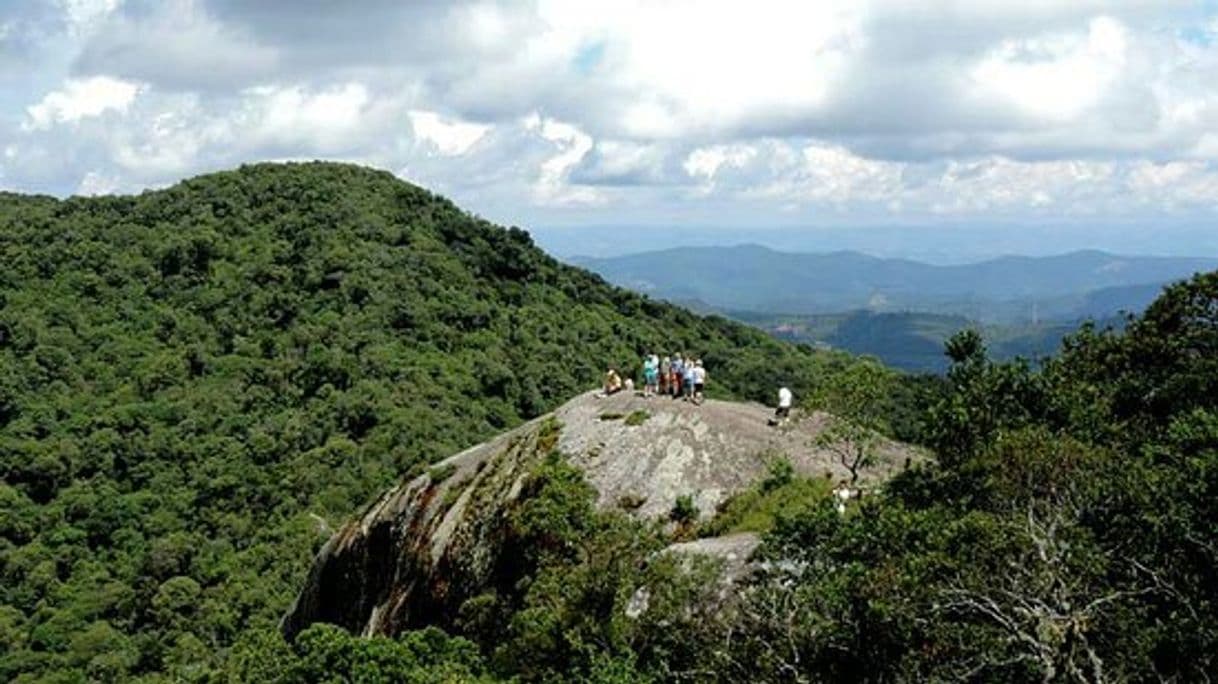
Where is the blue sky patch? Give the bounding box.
[573,40,605,74]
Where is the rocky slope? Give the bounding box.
[282,390,921,639]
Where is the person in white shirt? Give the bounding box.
[775,386,793,423]
[692,360,706,404]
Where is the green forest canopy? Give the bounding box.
[0,162,899,681]
[3,162,1216,682]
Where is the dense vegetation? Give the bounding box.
[726,273,1218,681]
[253,270,1217,683]
[4,161,1214,682]
[0,162,888,681]
[235,261,1218,681]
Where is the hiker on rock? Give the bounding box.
[603,368,623,396]
[682,359,697,401]
[643,354,659,397]
[659,356,671,396]
[772,386,793,425]
[671,354,684,399]
[692,359,706,405]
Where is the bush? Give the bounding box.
[670,494,699,525]
[702,468,830,536]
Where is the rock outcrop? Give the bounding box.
[282,391,921,640]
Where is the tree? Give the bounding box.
[808,359,892,485]
[926,329,1045,467]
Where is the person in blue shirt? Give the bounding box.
[682,359,696,402]
[643,354,659,397]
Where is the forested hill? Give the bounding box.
[0,162,888,680]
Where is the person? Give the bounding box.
[659,356,671,396]
[643,354,659,397]
[692,359,706,404]
[832,480,854,515]
[671,354,684,399]
[682,358,696,401]
[603,368,622,396]
[772,386,793,425]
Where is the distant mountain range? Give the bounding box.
[732,310,1126,373]
[574,245,1218,324]
[531,224,1218,264]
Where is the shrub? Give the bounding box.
[670,495,699,525]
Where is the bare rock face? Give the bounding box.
[281,419,559,639]
[282,391,920,640]
[556,391,914,519]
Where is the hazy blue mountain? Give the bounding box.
[574,245,1217,323]
[532,224,1218,263]
[1071,282,1167,318]
[734,310,1123,373]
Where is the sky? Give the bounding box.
[1,0,1217,256]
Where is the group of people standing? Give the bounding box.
[642,353,705,403]
[601,357,794,427]
[603,353,707,404]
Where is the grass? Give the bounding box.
[701,458,832,536]
[428,463,457,483]
[537,416,563,453]
[599,412,625,421]
[441,476,471,509]
[624,409,650,426]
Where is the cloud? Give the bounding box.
[243,82,372,150]
[1126,160,1218,208]
[569,140,672,186]
[524,113,603,206]
[971,16,1128,122]
[76,169,119,194]
[2,0,1218,232]
[408,110,489,156]
[24,75,142,130]
[72,0,278,90]
[59,0,122,34]
[684,145,757,180]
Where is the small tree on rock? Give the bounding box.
[809,360,892,485]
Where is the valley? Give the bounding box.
[572,244,1194,371]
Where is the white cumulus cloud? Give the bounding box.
[972,16,1129,122]
[24,75,142,130]
[3,0,1218,234]
[408,110,490,156]
[524,112,603,206]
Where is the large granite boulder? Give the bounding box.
[282,391,919,639]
